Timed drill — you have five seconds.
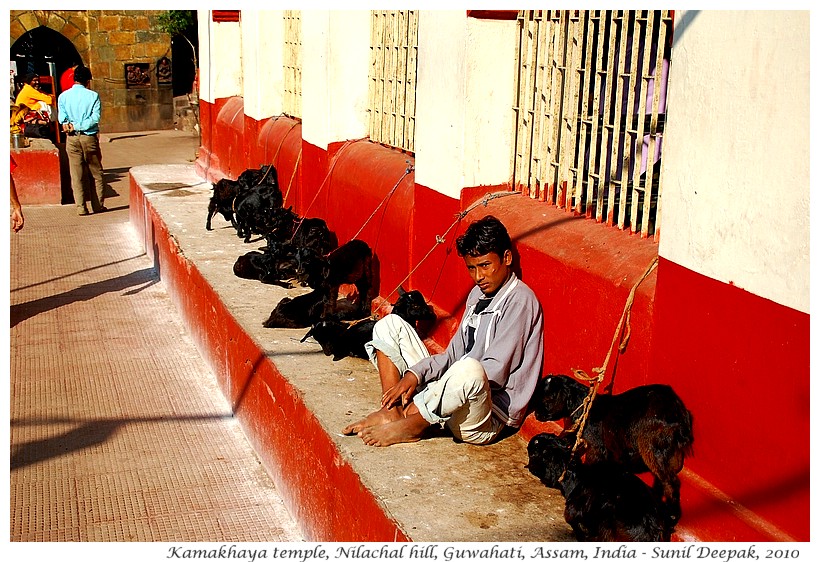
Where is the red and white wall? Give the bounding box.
[194,9,809,541]
[649,11,810,541]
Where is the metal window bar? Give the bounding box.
[513,10,671,240]
[368,10,418,153]
[283,10,302,119]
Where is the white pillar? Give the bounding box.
[197,10,243,104]
[241,10,285,120]
[301,10,370,149]
[414,11,517,198]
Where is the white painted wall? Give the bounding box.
[327,12,371,143]
[197,11,243,104]
[414,11,468,198]
[463,17,518,190]
[414,12,517,198]
[658,11,809,313]
[241,11,285,120]
[301,10,370,149]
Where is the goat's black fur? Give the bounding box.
[262,288,328,329]
[527,432,672,542]
[391,286,436,333]
[302,289,435,361]
[531,374,694,527]
[290,217,337,255]
[301,318,376,361]
[322,239,376,319]
[234,181,284,243]
[206,178,243,231]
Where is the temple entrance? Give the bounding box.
[10,26,83,98]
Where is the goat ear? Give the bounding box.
[397,286,407,296]
[300,328,314,343]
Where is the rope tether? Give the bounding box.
[250,115,298,189]
[349,162,415,243]
[383,190,521,303]
[352,190,521,320]
[289,137,368,244]
[561,255,660,475]
[283,148,302,205]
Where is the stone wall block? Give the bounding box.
[10,20,27,39]
[109,31,137,46]
[99,15,119,32]
[46,12,67,31]
[19,13,39,30]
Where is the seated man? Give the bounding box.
[16,73,54,120]
[343,215,544,446]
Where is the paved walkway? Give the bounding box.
[8,130,303,545]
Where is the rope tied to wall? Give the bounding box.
[560,255,660,478]
[382,190,521,303]
[289,137,368,244]
[283,149,302,205]
[349,162,415,243]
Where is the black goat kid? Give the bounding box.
[531,374,694,527]
[206,165,282,235]
[527,432,672,542]
[302,288,436,361]
[206,178,242,231]
[262,288,327,329]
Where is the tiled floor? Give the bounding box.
[9,130,303,544]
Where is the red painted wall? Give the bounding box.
[255,117,303,207]
[196,97,246,183]
[195,98,221,182]
[650,258,809,541]
[11,143,64,205]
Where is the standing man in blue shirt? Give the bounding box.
[58,66,107,215]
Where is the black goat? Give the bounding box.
[237,164,279,191]
[526,432,672,542]
[260,239,376,331]
[301,317,375,361]
[206,166,282,236]
[302,288,436,361]
[531,374,694,527]
[234,181,284,243]
[262,206,300,246]
[233,249,300,288]
[525,431,574,488]
[233,250,269,281]
[322,239,376,318]
[290,217,337,255]
[391,286,436,332]
[293,246,330,289]
[206,178,243,231]
[262,288,328,329]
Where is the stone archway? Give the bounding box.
[10,11,90,93]
[11,26,84,96]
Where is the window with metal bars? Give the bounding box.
[283,10,302,119]
[512,10,672,240]
[367,10,419,153]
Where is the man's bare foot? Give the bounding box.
[342,406,402,435]
[358,414,431,447]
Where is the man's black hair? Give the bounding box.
[456,215,513,258]
[73,66,92,84]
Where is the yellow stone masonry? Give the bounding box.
[11,9,176,133]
